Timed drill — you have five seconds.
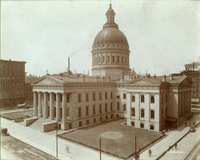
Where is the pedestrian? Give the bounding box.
[149,148,152,157]
[175,143,177,151]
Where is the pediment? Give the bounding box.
[180,79,191,84]
[128,78,160,85]
[34,77,62,85]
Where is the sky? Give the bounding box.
[1,0,200,76]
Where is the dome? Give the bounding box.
[92,4,129,50]
[93,27,129,48]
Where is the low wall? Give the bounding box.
[42,122,57,132]
[24,117,39,126]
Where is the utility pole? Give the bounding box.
[100,138,101,160]
[135,135,137,159]
[56,122,58,157]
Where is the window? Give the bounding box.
[140,123,144,128]
[87,120,89,125]
[105,104,107,112]
[93,118,96,123]
[106,115,108,120]
[99,92,101,100]
[86,93,89,102]
[117,56,119,63]
[141,95,145,103]
[151,96,155,103]
[78,94,81,102]
[93,93,95,101]
[150,125,154,130]
[117,103,120,110]
[117,95,120,99]
[107,56,110,63]
[141,109,144,118]
[132,108,135,116]
[132,96,135,102]
[123,93,126,99]
[78,108,81,117]
[98,57,100,63]
[79,121,82,127]
[99,105,102,113]
[162,94,164,104]
[111,114,113,119]
[131,122,135,126]
[161,109,163,119]
[67,94,70,102]
[166,93,167,103]
[105,92,107,99]
[116,114,119,118]
[100,117,102,121]
[111,92,112,99]
[123,104,126,111]
[93,105,95,114]
[86,106,89,116]
[112,56,115,63]
[151,110,154,119]
[103,56,105,63]
[110,103,113,111]
[67,108,69,116]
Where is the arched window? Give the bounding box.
[103,56,105,63]
[98,57,100,63]
[122,57,123,63]
[112,56,115,63]
[151,96,155,103]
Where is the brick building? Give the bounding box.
[0,59,26,108]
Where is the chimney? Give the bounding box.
[163,75,166,82]
[107,76,110,82]
[68,57,70,73]
[154,74,156,78]
[81,75,85,82]
[170,74,173,80]
[95,76,99,82]
[193,62,194,71]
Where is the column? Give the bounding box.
[56,93,61,121]
[127,92,131,126]
[50,92,54,120]
[33,92,38,117]
[44,92,48,119]
[62,94,66,123]
[38,92,42,117]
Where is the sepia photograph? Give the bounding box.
[1,0,200,159]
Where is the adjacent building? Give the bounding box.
[0,59,26,108]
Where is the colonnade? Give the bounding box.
[33,92,68,123]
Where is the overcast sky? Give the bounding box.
[1,0,200,76]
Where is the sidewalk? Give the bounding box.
[1,117,117,160]
[138,114,200,160]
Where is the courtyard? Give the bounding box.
[59,119,164,159]
[0,109,33,121]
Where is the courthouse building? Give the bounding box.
[32,4,192,132]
